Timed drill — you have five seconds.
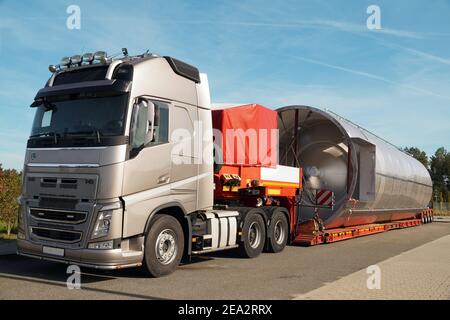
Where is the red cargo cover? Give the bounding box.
[212,104,278,167]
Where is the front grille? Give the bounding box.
[30,207,87,224]
[31,227,82,243]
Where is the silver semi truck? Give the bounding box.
[17,50,432,277]
[17,51,290,277]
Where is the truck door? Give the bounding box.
[123,99,171,197]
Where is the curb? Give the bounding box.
[434,216,450,223]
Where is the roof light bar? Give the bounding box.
[60,56,71,67]
[82,52,94,64]
[70,55,82,66]
[53,49,138,72]
[94,51,107,61]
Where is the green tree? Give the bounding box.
[403,147,429,168]
[0,167,22,236]
[430,147,450,209]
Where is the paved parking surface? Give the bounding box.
[0,223,449,300]
[295,233,450,299]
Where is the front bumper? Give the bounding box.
[17,238,144,270]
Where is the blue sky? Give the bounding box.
[0,0,449,170]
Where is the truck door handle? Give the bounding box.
[157,175,170,184]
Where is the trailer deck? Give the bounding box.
[293,217,427,246]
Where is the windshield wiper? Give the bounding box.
[29,131,60,144]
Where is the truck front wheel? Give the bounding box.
[143,215,184,277]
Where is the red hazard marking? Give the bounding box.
[316,190,333,206]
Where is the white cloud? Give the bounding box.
[284,55,450,101]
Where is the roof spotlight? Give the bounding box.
[71,55,82,65]
[99,56,110,64]
[61,56,71,67]
[94,51,107,61]
[48,64,59,73]
[82,53,94,64]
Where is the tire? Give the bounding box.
[239,213,266,258]
[143,215,184,277]
[267,211,288,253]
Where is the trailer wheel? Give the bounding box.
[239,213,266,258]
[267,211,288,253]
[143,215,184,277]
[422,213,428,224]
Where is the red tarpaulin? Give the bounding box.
[212,104,278,167]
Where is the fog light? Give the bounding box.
[88,240,114,250]
[17,231,26,240]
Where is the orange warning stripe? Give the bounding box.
[260,181,300,188]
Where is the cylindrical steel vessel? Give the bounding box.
[277,105,432,228]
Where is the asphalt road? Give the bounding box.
[1,222,449,300]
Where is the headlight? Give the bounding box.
[91,210,113,239]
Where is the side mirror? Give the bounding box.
[131,98,155,150]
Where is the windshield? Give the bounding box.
[31,93,129,138]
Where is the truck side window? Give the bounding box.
[151,101,169,145]
[41,109,53,127]
[131,103,148,149]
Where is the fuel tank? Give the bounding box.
[276,105,432,228]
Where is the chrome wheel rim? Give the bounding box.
[274,220,285,245]
[155,229,177,265]
[248,221,261,249]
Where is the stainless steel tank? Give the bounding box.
[277,105,433,228]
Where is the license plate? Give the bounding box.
[43,246,65,257]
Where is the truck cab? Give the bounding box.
[17,50,296,277]
[17,51,221,276]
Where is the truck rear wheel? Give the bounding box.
[239,213,266,258]
[143,215,184,277]
[267,211,288,253]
